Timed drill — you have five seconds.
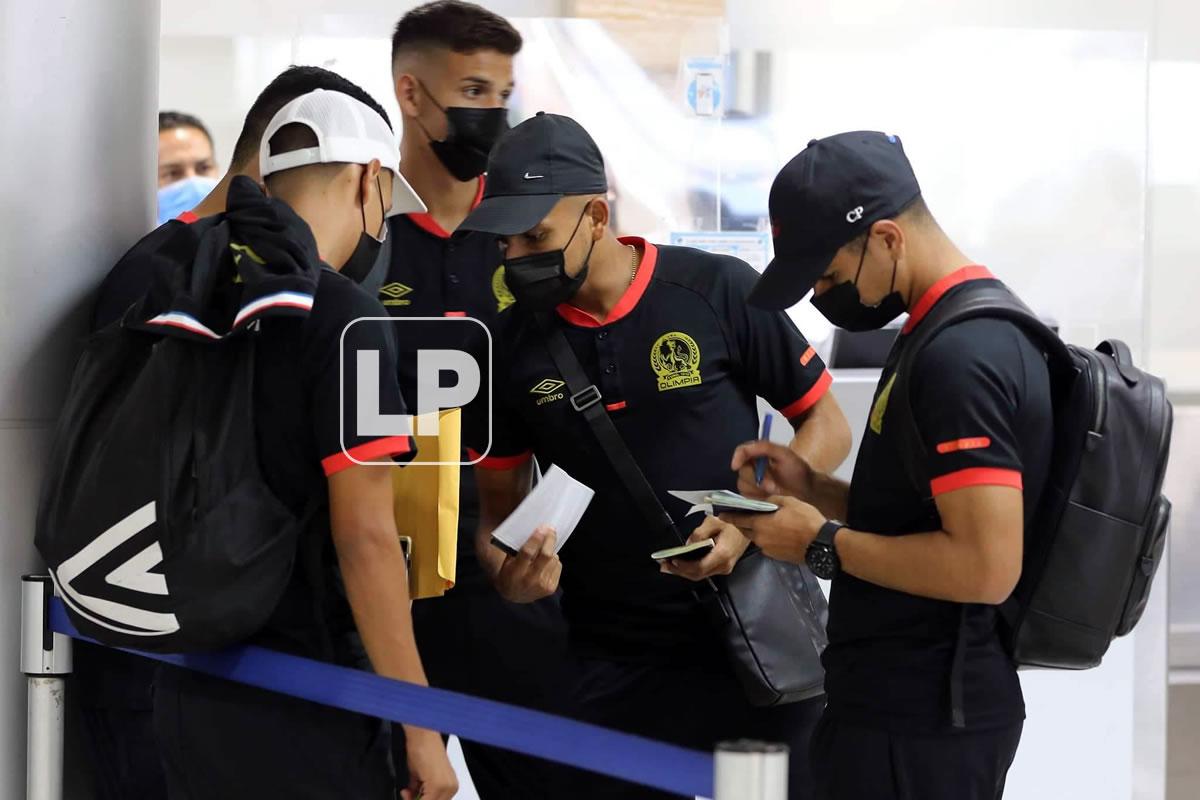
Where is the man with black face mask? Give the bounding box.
[458,112,853,800]
[381,5,570,799]
[148,88,459,800]
[727,132,1054,800]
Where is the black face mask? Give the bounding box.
[504,202,595,312]
[812,237,907,332]
[417,81,509,181]
[341,176,387,284]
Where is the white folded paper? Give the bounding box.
[491,465,594,554]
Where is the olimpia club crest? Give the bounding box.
[650,331,702,392]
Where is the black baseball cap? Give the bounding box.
[748,131,921,310]
[458,112,607,236]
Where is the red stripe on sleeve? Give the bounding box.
[936,437,992,454]
[780,370,833,420]
[321,436,414,476]
[466,448,533,471]
[800,346,817,367]
[930,467,1023,496]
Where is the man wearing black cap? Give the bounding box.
[723,132,1052,799]
[458,112,852,799]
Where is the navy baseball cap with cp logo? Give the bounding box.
[749,131,921,310]
[458,111,607,236]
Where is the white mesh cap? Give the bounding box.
[260,89,425,216]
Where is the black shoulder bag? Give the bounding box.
[536,314,828,706]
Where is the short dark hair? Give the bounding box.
[391,1,522,67]
[229,66,392,171]
[158,111,213,148]
[267,123,320,159]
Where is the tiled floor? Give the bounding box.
[1168,685,1200,800]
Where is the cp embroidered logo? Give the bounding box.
[650,332,702,392]
[492,266,515,312]
[846,206,865,224]
[379,282,413,307]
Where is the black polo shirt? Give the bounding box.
[380,178,509,589]
[823,265,1053,733]
[93,213,415,666]
[468,238,831,664]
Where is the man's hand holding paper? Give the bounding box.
[485,464,594,603]
[495,525,562,603]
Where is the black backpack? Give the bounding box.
[892,280,1173,670]
[36,219,312,653]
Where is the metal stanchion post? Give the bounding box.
[714,740,788,800]
[22,575,73,800]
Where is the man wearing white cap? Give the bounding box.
[150,89,458,800]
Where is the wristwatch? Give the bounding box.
[806,520,845,580]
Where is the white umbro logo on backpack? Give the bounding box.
[846,206,864,223]
[53,501,180,637]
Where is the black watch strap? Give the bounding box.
[816,520,845,547]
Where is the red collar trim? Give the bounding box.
[902,265,995,334]
[404,176,486,240]
[177,211,199,224]
[555,237,658,328]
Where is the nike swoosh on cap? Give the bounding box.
[523,172,544,179]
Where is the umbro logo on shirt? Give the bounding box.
[379,282,413,307]
[530,379,565,406]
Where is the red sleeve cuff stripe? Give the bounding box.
[322,436,414,476]
[466,448,533,471]
[930,467,1023,496]
[780,370,833,419]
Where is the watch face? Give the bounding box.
[807,543,838,580]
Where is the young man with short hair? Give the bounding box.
[83,66,422,800]
[145,87,456,800]
[383,5,569,797]
[727,132,1051,799]
[460,112,852,800]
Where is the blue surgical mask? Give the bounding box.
[156,176,218,226]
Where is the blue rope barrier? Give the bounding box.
[49,599,713,798]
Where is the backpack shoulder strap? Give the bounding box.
[533,313,730,619]
[534,313,678,545]
[889,281,1067,492]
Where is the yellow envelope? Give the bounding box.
[392,408,461,599]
